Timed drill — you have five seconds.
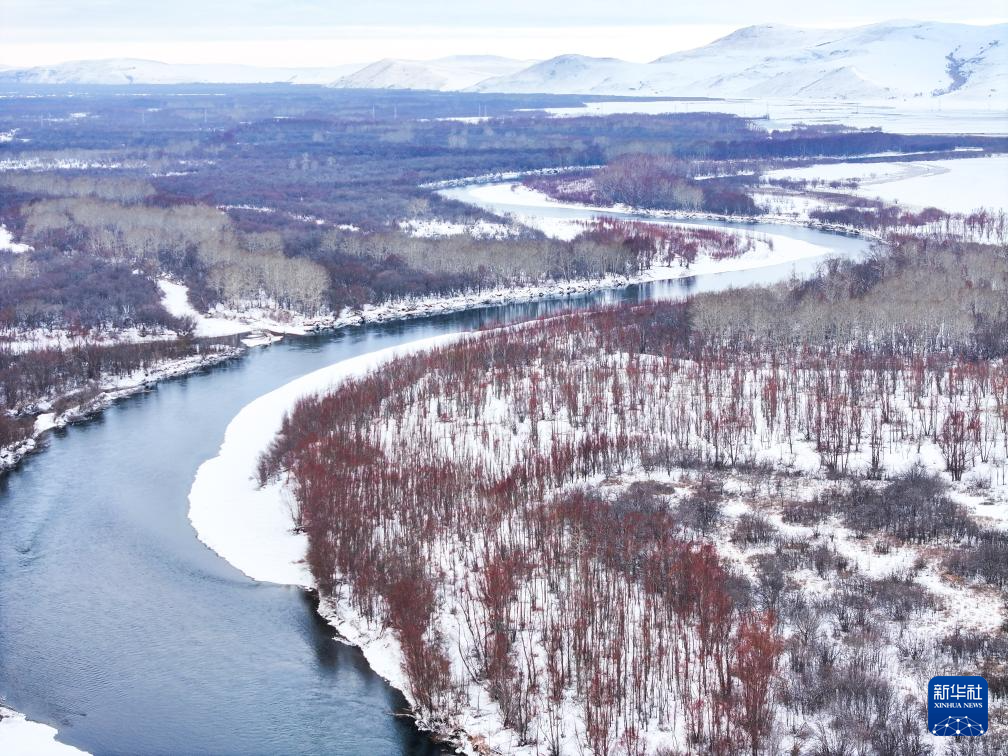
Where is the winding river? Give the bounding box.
[0,196,869,755]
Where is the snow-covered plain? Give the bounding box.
[764,154,1008,214]
[533,98,1008,135]
[0,708,88,756]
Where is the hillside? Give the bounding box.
[0,58,361,85]
[472,21,1007,103]
[329,55,534,91]
[4,22,1003,103]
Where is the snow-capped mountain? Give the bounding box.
[3,22,1003,103]
[0,59,362,85]
[472,21,1007,103]
[330,56,535,92]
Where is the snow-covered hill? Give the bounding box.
[0,58,361,85]
[329,56,534,91]
[0,55,532,90]
[4,21,1003,104]
[472,21,1007,104]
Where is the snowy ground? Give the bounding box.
[0,708,87,756]
[749,189,840,222]
[398,217,523,239]
[764,154,1008,214]
[1,346,239,472]
[440,180,865,249]
[0,224,32,254]
[533,98,1008,135]
[157,280,314,338]
[188,333,463,586]
[0,326,186,355]
[191,327,1008,754]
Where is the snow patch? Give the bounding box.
[157,279,309,338]
[764,155,1008,214]
[0,225,32,254]
[398,217,522,239]
[0,707,89,756]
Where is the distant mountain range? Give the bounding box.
[0,58,361,85]
[330,56,535,92]
[472,22,1006,103]
[2,21,1004,103]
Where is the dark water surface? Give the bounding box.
[0,219,868,755]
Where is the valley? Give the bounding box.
[1,13,1007,755]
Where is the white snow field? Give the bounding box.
[398,217,523,239]
[0,224,32,254]
[471,21,1007,105]
[0,708,88,756]
[535,98,1008,136]
[157,280,314,338]
[764,154,1008,214]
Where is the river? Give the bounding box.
[0,201,869,754]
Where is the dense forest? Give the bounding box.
[260,229,1008,754]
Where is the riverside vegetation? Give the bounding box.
[259,230,1008,754]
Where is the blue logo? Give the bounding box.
[928,676,988,736]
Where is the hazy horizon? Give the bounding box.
[3,0,1007,69]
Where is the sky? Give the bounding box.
[3,0,1007,67]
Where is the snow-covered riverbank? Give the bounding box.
[764,153,1008,215]
[344,232,831,323]
[187,333,469,744]
[0,707,88,756]
[189,311,1008,755]
[1,347,240,474]
[439,181,882,242]
[183,209,870,751]
[158,221,844,340]
[185,213,860,581]
[188,333,464,585]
